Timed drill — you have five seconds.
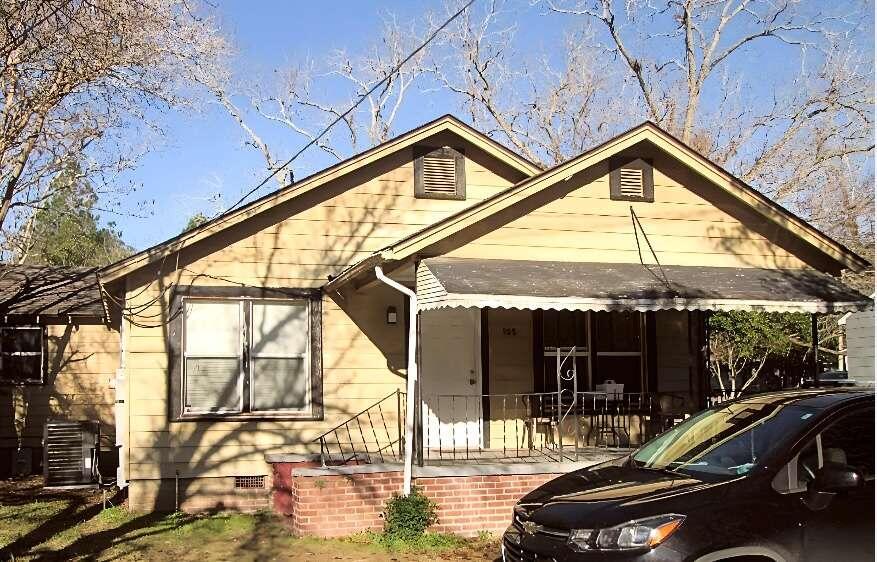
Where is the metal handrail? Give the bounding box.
[421,391,661,461]
[311,389,406,466]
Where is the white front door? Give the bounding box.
[420,308,482,449]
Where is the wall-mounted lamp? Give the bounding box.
[386,306,398,325]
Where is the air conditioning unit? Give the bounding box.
[43,420,100,488]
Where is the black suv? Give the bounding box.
[504,389,875,561]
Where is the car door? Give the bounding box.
[802,406,875,562]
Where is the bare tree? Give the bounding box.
[209,15,429,188]
[0,0,230,259]
[539,1,873,270]
[429,0,635,167]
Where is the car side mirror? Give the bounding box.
[812,462,863,493]
[804,463,863,511]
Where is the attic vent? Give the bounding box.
[415,146,465,200]
[618,168,644,198]
[422,154,458,194]
[609,156,654,202]
[234,475,265,489]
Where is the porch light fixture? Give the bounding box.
[386,306,398,325]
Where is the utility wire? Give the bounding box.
[222,0,478,215]
[630,206,674,293]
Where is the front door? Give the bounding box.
[420,308,482,450]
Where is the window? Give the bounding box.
[772,407,875,493]
[414,146,465,200]
[609,156,654,202]
[537,310,645,393]
[593,311,644,393]
[172,290,322,420]
[0,326,44,384]
[540,310,589,393]
[636,401,812,482]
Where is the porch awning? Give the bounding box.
[416,258,871,313]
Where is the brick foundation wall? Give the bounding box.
[276,465,562,538]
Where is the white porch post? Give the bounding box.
[374,266,418,496]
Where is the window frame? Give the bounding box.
[0,325,46,385]
[413,145,466,201]
[247,299,312,413]
[169,287,323,422]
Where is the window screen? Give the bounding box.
[0,326,45,384]
[251,302,310,411]
[183,301,242,413]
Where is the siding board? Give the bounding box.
[124,151,515,483]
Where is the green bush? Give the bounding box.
[382,487,437,541]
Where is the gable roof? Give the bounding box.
[99,115,541,284]
[0,265,106,322]
[388,121,868,268]
[326,121,869,291]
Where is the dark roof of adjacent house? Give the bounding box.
[416,257,871,314]
[0,265,106,321]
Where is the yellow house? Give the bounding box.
[90,116,869,513]
[0,266,119,481]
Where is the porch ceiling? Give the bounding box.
[416,257,871,313]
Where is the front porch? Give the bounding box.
[316,257,868,474]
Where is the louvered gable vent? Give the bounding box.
[609,156,654,202]
[422,154,457,194]
[415,146,465,200]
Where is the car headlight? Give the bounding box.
[567,514,685,551]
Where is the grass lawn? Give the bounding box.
[0,477,500,561]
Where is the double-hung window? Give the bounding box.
[177,294,320,419]
[0,326,45,384]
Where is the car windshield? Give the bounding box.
[633,398,817,480]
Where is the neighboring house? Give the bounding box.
[840,299,875,386]
[16,116,869,533]
[0,266,119,478]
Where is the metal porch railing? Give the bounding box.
[421,391,660,462]
[312,389,406,466]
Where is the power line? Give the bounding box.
[222,0,477,215]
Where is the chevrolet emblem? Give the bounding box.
[521,520,540,535]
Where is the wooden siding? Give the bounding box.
[445,154,820,269]
[0,323,119,450]
[123,149,517,490]
[485,309,533,449]
[845,311,875,385]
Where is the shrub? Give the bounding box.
[382,487,437,541]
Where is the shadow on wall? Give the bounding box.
[0,324,119,478]
[119,147,458,511]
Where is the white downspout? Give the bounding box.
[374,266,417,496]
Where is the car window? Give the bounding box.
[634,401,815,480]
[773,406,874,493]
[820,407,874,479]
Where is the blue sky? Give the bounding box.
[111,0,873,250]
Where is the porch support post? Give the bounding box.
[375,266,418,496]
[810,313,820,388]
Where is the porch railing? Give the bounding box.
[421,391,659,462]
[312,389,406,466]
